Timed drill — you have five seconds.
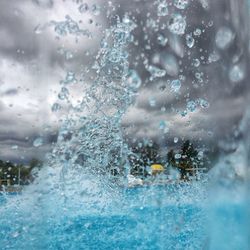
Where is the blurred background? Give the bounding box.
[0,0,249,178]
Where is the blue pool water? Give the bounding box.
[0,190,204,249]
[0,185,248,250]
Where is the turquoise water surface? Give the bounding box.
[0,184,248,250]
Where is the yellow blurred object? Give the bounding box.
[151,164,164,175]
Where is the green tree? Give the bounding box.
[129,142,160,178]
[167,140,203,180]
[179,140,199,179]
[29,158,43,170]
[0,158,43,187]
[167,149,175,166]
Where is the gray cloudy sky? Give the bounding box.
[0,0,103,162]
[0,0,249,163]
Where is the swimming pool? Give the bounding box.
[0,184,248,250]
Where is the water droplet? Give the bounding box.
[159,120,166,129]
[100,39,108,48]
[157,34,168,46]
[33,137,43,147]
[195,72,203,82]
[193,59,200,67]
[146,18,157,30]
[161,106,166,112]
[58,87,69,100]
[157,1,168,16]
[78,3,88,13]
[34,24,46,34]
[149,97,156,107]
[174,0,189,9]
[215,27,234,50]
[207,131,213,137]
[186,33,195,48]
[159,120,169,133]
[91,4,101,16]
[193,28,202,36]
[175,153,182,159]
[168,14,186,35]
[208,51,220,63]
[51,103,62,112]
[197,151,203,160]
[170,79,181,93]
[127,70,141,89]
[198,98,210,109]
[187,100,197,112]
[208,21,213,27]
[181,110,187,117]
[147,65,166,80]
[62,71,77,84]
[229,64,245,83]
[199,0,209,9]
[159,85,166,91]
[65,51,74,60]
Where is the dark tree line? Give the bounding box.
[128,142,160,178]
[128,140,209,180]
[167,140,205,180]
[1,140,210,186]
[0,158,42,186]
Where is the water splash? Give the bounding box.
[33,137,44,147]
[147,65,166,80]
[50,15,92,38]
[46,16,140,202]
[1,1,250,249]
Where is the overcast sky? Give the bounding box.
[0,0,249,163]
